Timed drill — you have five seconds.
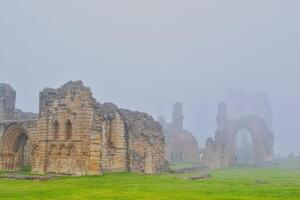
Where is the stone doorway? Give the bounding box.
[202,102,274,169]
[234,129,254,165]
[0,124,31,171]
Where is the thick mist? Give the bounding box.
[0,0,299,155]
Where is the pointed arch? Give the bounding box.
[59,144,66,156]
[65,120,72,140]
[52,120,59,140]
[0,123,30,171]
[67,145,76,156]
[49,145,57,155]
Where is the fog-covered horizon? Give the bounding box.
[1,1,299,155]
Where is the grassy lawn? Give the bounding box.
[0,160,299,200]
[169,161,200,169]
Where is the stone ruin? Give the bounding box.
[159,102,200,163]
[0,81,167,175]
[0,84,37,121]
[202,102,274,169]
[225,89,273,129]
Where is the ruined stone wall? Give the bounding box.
[120,109,167,173]
[37,81,96,175]
[0,84,37,121]
[161,102,200,163]
[0,120,38,171]
[225,90,273,129]
[247,91,273,129]
[202,102,274,169]
[23,121,39,172]
[165,128,200,163]
[94,103,127,173]
[0,84,16,120]
[0,81,167,175]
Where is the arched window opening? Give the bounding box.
[53,120,59,140]
[1,124,31,171]
[59,145,66,156]
[50,145,57,155]
[235,129,254,165]
[67,146,76,157]
[65,120,72,140]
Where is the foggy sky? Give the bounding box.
[1,0,300,155]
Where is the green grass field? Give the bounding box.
[0,160,299,200]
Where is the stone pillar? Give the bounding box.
[216,102,229,131]
[0,83,16,120]
[172,102,184,130]
[247,91,273,130]
[225,89,247,119]
[88,134,102,175]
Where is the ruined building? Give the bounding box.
[225,90,273,129]
[0,81,167,175]
[159,102,200,163]
[202,102,274,169]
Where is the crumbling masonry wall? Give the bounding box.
[0,81,167,175]
[202,102,274,169]
[120,109,167,173]
[160,102,200,163]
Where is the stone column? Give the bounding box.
[0,83,16,120]
[172,102,184,130]
[216,102,229,131]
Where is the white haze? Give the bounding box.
[0,0,300,155]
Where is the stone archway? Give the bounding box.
[202,102,274,169]
[0,123,31,171]
[234,129,253,164]
[227,116,273,166]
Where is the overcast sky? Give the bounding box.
[1,0,300,155]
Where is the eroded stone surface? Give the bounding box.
[0,81,167,175]
[160,102,200,163]
[202,102,274,169]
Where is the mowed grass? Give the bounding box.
[0,160,299,200]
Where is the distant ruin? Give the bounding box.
[202,102,274,169]
[0,81,167,175]
[225,89,273,129]
[159,102,200,163]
